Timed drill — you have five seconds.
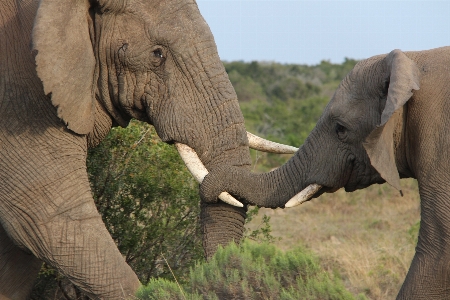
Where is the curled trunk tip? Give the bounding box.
[175,142,244,207]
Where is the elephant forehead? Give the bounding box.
[328,91,368,124]
[329,88,353,113]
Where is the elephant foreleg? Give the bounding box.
[0,165,140,298]
[397,186,450,299]
[0,194,141,299]
[0,222,42,300]
[39,202,141,299]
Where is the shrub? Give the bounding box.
[138,278,203,300]
[138,240,355,300]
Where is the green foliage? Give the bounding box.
[225,60,323,105]
[244,206,280,244]
[138,278,202,300]
[227,70,267,102]
[224,58,357,102]
[30,264,60,299]
[240,96,329,146]
[138,240,355,300]
[408,221,420,244]
[87,121,203,283]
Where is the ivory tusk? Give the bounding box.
[247,132,298,154]
[175,143,244,208]
[285,184,322,208]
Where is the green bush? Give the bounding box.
[87,121,203,283]
[138,278,203,300]
[138,240,355,300]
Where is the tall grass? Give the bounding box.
[248,179,420,299]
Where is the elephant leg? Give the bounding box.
[201,202,247,259]
[2,197,141,299]
[397,187,450,299]
[41,203,140,299]
[0,222,42,300]
[0,161,140,299]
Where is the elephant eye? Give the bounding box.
[153,49,164,59]
[150,48,166,68]
[335,123,347,139]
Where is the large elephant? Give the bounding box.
[202,46,450,299]
[0,0,296,298]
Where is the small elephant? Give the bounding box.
[0,0,295,298]
[202,46,450,299]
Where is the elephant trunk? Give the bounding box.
[196,123,251,259]
[160,37,254,258]
[148,18,298,257]
[196,105,252,259]
[201,203,247,259]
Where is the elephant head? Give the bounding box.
[202,47,450,298]
[201,48,421,208]
[34,0,249,160]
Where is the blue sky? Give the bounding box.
[197,1,450,65]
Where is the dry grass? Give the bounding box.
[246,179,421,300]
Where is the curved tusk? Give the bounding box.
[247,132,298,154]
[285,184,322,208]
[175,143,244,208]
[174,143,208,183]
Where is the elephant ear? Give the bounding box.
[363,49,420,191]
[33,0,96,135]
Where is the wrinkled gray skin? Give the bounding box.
[202,47,450,299]
[0,0,280,298]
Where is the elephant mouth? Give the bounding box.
[285,183,349,208]
[175,132,298,207]
[285,160,358,208]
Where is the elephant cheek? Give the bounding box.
[143,77,167,125]
[344,161,377,191]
